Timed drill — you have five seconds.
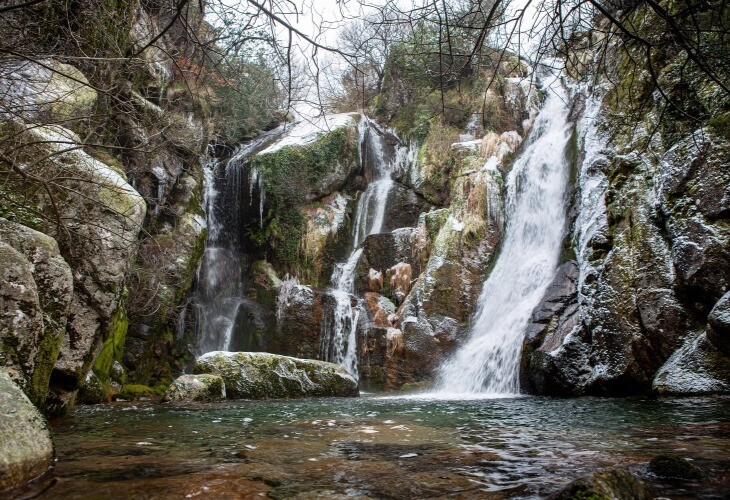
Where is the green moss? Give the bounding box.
[92,303,128,381]
[119,384,156,400]
[247,124,358,274]
[28,320,65,408]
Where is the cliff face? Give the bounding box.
[0,0,211,414]
[521,30,730,396]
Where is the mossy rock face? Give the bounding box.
[163,374,226,403]
[548,468,651,500]
[0,219,73,408]
[193,351,359,400]
[649,453,703,480]
[0,371,54,493]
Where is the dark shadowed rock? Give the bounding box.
[707,291,730,356]
[548,468,651,500]
[649,453,703,480]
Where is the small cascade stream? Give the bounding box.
[321,119,399,378]
[192,129,283,355]
[436,72,573,396]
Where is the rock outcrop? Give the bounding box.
[164,374,226,402]
[0,371,53,493]
[194,351,359,399]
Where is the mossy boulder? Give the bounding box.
[648,453,703,480]
[163,374,226,402]
[193,351,359,399]
[0,219,73,407]
[1,58,97,124]
[0,371,53,493]
[548,467,651,500]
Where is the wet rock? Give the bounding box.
[0,371,53,493]
[164,374,226,403]
[707,291,730,356]
[382,183,435,232]
[521,261,585,395]
[652,333,730,395]
[648,453,703,480]
[194,351,359,399]
[274,282,326,359]
[356,227,428,298]
[548,467,651,500]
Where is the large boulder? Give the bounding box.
[0,220,73,406]
[163,374,226,403]
[652,333,730,395]
[193,351,359,399]
[0,371,54,493]
[1,121,146,414]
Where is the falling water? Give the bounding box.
[193,129,283,354]
[436,74,572,396]
[322,119,400,377]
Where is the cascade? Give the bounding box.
[322,119,400,377]
[192,129,282,354]
[436,72,572,396]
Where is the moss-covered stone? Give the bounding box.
[649,453,703,480]
[548,468,651,500]
[194,351,359,399]
[163,374,226,402]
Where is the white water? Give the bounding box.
[436,74,572,396]
[323,119,401,378]
[193,129,284,354]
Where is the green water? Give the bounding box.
[38,395,730,498]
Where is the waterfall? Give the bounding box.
[322,119,399,377]
[436,74,572,396]
[192,128,283,355]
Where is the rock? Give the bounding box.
[648,453,703,480]
[382,184,435,232]
[0,220,73,406]
[548,468,651,500]
[193,351,359,399]
[0,371,54,493]
[2,121,146,414]
[253,113,362,202]
[0,58,97,123]
[520,261,586,395]
[707,291,730,355]
[164,374,226,402]
[652,333,730,395]
[273,282,326,359]
[356,227,429,299]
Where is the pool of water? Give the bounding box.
[36,395,730,498]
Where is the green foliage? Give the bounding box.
[92,304,128,380]
[247,127,355,271]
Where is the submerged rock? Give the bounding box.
[648,453,703,480]
[164,374,226,403]
[194,351,359,399]
[0,371,54,493]
[548,467,651,500]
